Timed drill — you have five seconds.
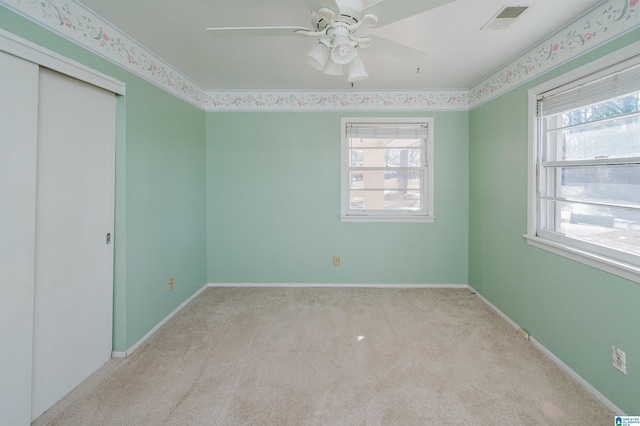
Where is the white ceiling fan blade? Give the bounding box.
[303,0,340,14]
[361,35,426,64]
[363,0,456,27]
[206,27,309,37]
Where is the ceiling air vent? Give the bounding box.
[481,5,530,30]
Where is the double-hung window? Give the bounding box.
[340,117,434,222]
[528,50,640,280]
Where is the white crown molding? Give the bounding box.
[469,0,640,108]
[0,0,206,109]
[0,0,467,111]
[1,0,639,112]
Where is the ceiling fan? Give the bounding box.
[206,0,455,83]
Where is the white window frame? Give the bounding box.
[340,117,435,223]
[526,41,640,284]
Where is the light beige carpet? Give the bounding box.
[34,287,614,425]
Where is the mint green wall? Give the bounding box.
[5,1,638,414]
[122,80,206,349]
[0,7,208,352]
[468,29,640,414]
[206,111,468,284]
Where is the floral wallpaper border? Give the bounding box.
[468,0,640,108]
[1,0,639,111]
[204,90,469,111]
[1,0,205,107]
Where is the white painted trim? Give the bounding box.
[470,286,626,415]
[111,284,208,358]
[1,0,197,105]
[525,41,640,285]
[2,0,637,111]
[339,215,435,223]
[469,0,640,108]
[528,335,626,415]
[207,283,469,289]
[524,235,640,284]
[526,87,538,237]
[528,40,640,104]
[0,28,124,95]
[112,282,469,357]
[340,116,435,221]
[468,287,521,330]
[112,280,626,414]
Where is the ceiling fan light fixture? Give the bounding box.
[306,40,330,71]
[206,0,447,83]
[324,59,344,76]
[330,35,357,65]
[347,54,368,82]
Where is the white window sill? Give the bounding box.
[340,215,435,223]
[524,234,640,284]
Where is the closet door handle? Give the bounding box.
[106,233,111,244]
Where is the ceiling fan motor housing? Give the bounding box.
[309,3,377,61]
[311,11,359,32]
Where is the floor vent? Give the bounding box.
[481,5,530,30]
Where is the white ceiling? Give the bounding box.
[76,0,602,91]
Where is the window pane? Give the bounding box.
[532,59,640,271]
[561,92,640,127]
[567,205,640,255]
[542,199,640,256]
[350,170,422,190]
[548,114,640,161]
[385,149,422,167]
[350,148,423,167]
[350,137,421,149]
[547,165,640,207]
[350,190,422,211]
[351,150,364,166]
[342,118,432,220]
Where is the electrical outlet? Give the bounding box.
[333,255,340,267]
[168,275,175,291]
[612,346,627,374]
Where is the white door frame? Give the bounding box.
[0,28,125,426]
[0,28,125,96]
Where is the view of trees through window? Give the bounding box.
[545,91,640,256]
[561,92,640,159]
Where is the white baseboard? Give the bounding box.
[113,283,467,358]
[207,282,469,289]
[470,286,625,416]
[112,281,624,414]
[111,283,209,358]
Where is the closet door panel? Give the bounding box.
[0,50,39,426]
[31,67,116,420]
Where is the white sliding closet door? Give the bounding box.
[0,50,39,426]
[31,68,116,420]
